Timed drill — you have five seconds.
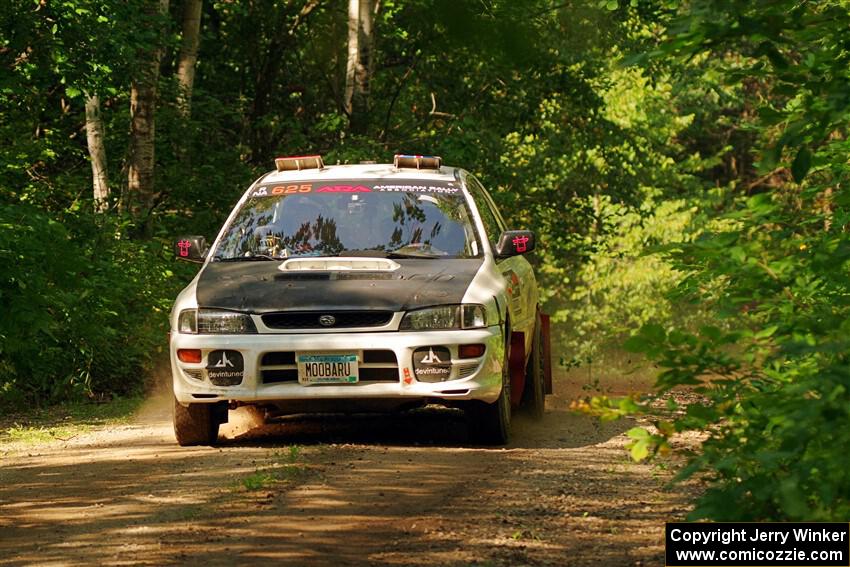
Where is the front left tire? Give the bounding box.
[521,312,546,419]
[173,397,221,446]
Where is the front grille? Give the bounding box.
[262,311,393,330]
[363,350,396,364]
[360,367,398,381]
[260,349,399,383]
[263,351,295,366]
[262,368,299,383]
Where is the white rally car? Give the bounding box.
[170,155,551,446]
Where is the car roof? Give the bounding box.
[259,163,464,184]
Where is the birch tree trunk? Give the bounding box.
[176,0,203,117]
[344,0,375,135]
[84,93,109,212]
[126,0,169,234]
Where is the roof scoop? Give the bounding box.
[278,257,401,272]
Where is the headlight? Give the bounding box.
[178,309,197,333]
[400,304,487,330]
[178,309,257,334]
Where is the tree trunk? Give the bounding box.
[248,0,321,161]
[344,0,375,135]
[84,93,109,212]
[126,0,169,234]
[249,6,288,162]
[176,0,203,116]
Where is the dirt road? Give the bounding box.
[0,375,692,566]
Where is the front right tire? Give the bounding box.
[467,344,512,445]
[173,397,220,446]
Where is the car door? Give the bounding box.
[466,175,538,346]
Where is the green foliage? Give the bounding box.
[536,59,732,366]
[239,446,305,491]
[622,185,850,521]
[0,203,184,404]
[602,0,850,522]
[552,195,698,366]
[240,470,278,492]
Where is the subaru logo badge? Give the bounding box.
[318,314,336,327]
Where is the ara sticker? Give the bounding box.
[316,185,372,193]
[403,367,413,385]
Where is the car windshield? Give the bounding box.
[213,179,481,260]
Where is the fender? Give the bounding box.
[509,331,526,407]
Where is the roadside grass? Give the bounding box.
[0,396,144,446]
[238,445,307,491]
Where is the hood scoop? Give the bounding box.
[274,271,396,281]
[278,257,401,273]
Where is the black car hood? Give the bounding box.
[195,258,483,313]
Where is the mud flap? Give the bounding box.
[212,401,229,424]
[509,331,526,407]
[541,313,553,395]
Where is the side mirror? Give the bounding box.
[495,230,535,257]
[174,236,208,263]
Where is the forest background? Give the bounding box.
[2,0,849,521]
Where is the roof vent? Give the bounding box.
[274,155,324,172]
[393,154,442,170]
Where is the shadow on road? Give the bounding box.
[221,405,633,451]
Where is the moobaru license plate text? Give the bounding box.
[298,353,359,383]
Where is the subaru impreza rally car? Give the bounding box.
[170,155,551,446]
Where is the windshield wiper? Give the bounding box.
[336,248,441,259]
[216,254,277,262]
[386,250,442,259]
[386,252,440,259]
[386,245,443,259]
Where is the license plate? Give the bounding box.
[297,352,359,385]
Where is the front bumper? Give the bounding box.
[171,326,504,406]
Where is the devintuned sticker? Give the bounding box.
[207,350,244,385]
[412,346,452,382]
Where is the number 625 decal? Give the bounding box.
[271,184,312,195]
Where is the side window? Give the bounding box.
[466,175,504,247]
